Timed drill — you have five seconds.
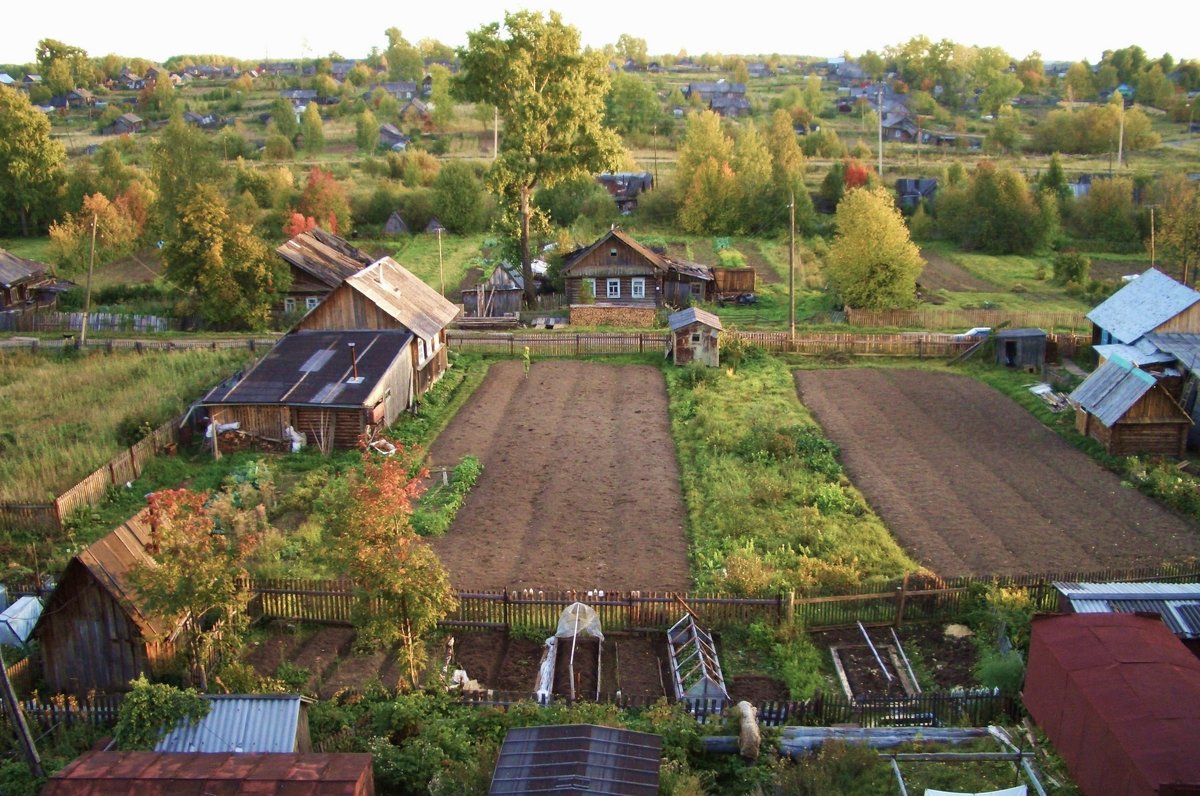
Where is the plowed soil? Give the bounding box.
[794,369,1200,576]
[428,360,690,591]
[917,251,995,292]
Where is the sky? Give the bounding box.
[2,0,1196,67]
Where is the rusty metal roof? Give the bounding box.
[42,752,375,795]
[345,258,460,344]
[276,229,373,289]
[203,330,411,407]
[489,724,661,795]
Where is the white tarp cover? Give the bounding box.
[554,602,604,642]
[925,787,1027,796]
[0,596,42,647]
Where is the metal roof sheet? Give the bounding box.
[346,258,460,344]
[1057,582,1200,637]
[1093,342,1176,366]
[995,327,1046,338]
[668,307,723,332]
[155,695,310,753]
[1068,356,1158,427]
[1086,268,1200,344]
[203,330,411,407]
[490,724,661,795]
[1144,332,1200,372]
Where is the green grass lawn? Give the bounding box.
[0,237,54,264]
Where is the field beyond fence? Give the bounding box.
[845,307,1089,332]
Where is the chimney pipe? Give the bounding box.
[348,342,358,380]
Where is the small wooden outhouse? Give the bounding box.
[995,328,1046,371]
[668,307,722,367]
[1069,355,1193,457]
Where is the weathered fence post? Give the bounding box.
[503,590,511,630]
[783,590,795,626]
[894,574,909,627]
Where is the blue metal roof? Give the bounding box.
[154,695,310,753]
[1086,268,1200,344]
[1093,340,1176,367]
[1056,582,1200,638]
[1068,355,1157,427]
[1144,332,1200,372]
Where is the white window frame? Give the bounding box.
[631,278,646,299]
[305,296,320,310]
[606,278,621,299]
[284,297,297,313]
[583,278,596,300]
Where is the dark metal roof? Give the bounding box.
[996,327,1046,339]
[0,248,48,288]
[42,752,374,795]
[668,307,723,332]
[276,229,373,289]
[1087,268,1200,344]
[155,695,311,753]
[203,330,411,408]
[1068,356,1161,427]
[1056,582,1200,638]
[490,724,661,796]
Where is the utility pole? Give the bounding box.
[80,213,98,347]
[0,654,43,779]
[877,86,884,178]
[652,124,659,185]
[1150,205,1156,268]
[436,227,445,296]
[789,191,796,341]
[1117,103,1125,167]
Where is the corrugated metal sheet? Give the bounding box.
[1144,332,1200,372]
[156,695,309,753]
[668,307,722,332]
[1086,268,1200,344]
[203,330,411,407]
[1068,356,1156,427]
[490,724,661,795]
[1057,582,1200,638]
[346,258,460,344]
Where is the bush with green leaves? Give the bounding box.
[975,649,1026,693]
[411,455,483,537]
[114,675,209,750]
[1052,251,1091,285]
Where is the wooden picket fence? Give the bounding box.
[0,693,124,729]
[448,331,987,359]
[846,307,1088,332]
[0,413,183,533]
[242,560,1200,633]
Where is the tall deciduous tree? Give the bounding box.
[297,167,352,235]
[456,10,622,305]
[1157,177,1200,285]
[150,116,223,240]
[0,86,66,236]
[432,161,485,233]
[49,192,145,272]
[163,184,289,329]
[605,71,662,136]
[427,64,454,130]
[825,186,923,310]
[355,108,379,152]
[301,103,324,154]
[936,161,1049,254]
[384,27,423,82]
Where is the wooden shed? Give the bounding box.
[383,210,409,237]
[668,307,723,367]
[296,257,460,402]
[1069,355,1192,457]
[995,327,1046,371]
[34,510,182,695]
[202,330,416,454]
[461,263,523,318]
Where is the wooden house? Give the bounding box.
[461,263,523,318]
[1070,355,1192,457]
[204,258,460,453]
[668,307,722,367]
[383,210,409,237]
[0,249,57,309]
[995,328,1046,371]
[33,510,182,694]
[595,172,654,213]
[379,123,409,151]
[1088,268,1200,347]
[275,228,374,317]
[100,113,144,136]
[562,228,714,326]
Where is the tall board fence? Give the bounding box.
[0,310,175,333]
[846,307,1088,332]
[0,336,276,353]
[449,330,1089,360]
[0,414,182,533]
[243,561,1200,633]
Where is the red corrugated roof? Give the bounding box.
[1025,613,1200,796]
[41,752,374,795]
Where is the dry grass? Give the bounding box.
[0,347,256,501]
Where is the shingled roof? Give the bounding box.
[276,229,374,290]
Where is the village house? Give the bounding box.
[562,228,714,326]
[379,123,410,150]
[683,80,750,117]
[0,249,62,310]
[383,210,410,236]
[595,171,654,213]
[203,258,459,454]
[275,228,374,317]
[1087,267,1200,348]
[100,112,144,136]
[33,510,183,694]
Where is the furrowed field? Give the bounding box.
[0,348,256,501]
